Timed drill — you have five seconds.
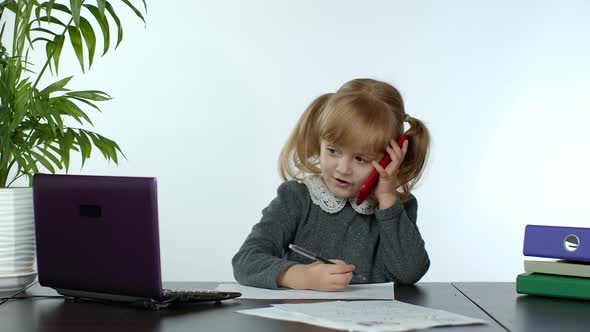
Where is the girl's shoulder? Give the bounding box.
[276,179,311,206]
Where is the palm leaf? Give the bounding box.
[54,97,93,125]
[97,0,106,17]
[83,4,110,56]
[67,26,84,72]
[69,0,82,26]
[87,131,107,159]
[77,130,92,165]
[44,39,54,74]
[120,0,145,23]
[59,129,75,171]
[104,2,122,48]
[69,96,100,114]
[35,2,71,22]
[64,90,110,101]
[34,15,67,28]
[52,34,64,74]
[40,75,73,95]
[78,16,96,68]
[38,144,63,170]
[30,27,57,37]
[45,0,57,20]
[29,150,56,173]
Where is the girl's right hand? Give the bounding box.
[303,259,355,291]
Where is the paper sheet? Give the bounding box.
[215,282,394,299]
[238,300,488,332]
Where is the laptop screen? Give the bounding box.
[33,174,163,300]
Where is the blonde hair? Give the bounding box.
[279,78,430,201]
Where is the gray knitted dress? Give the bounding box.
[232,176,430,289]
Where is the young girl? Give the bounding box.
[232,78,430,291]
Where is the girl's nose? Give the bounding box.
[336,159,352,175]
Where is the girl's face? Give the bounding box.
[319,140,384,199]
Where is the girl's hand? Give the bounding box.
[303,259,355,291]
[370,138,408,209]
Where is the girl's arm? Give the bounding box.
[231,181,307,289]
[374,194,430,285]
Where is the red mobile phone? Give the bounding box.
[355,134,408,205]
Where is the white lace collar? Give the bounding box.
[302,175,376,215]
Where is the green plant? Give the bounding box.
[0,0,146,187]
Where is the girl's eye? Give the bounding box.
[327,147,337,154]
[355,156,368,163]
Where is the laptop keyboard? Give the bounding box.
[161,288,241,303]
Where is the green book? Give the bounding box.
[516,273,590,300]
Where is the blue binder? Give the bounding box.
[523,225,590,262]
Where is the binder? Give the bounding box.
[523,225,590,262]
[516,273,590,300]
[524,259,590,278]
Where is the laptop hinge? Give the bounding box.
[56,288,149,303]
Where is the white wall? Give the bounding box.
[16,0,590,282]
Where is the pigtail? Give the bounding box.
[397,115,430,201]
[279,93,333,181]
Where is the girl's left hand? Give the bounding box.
[370,138,408,208]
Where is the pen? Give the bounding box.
[289,244,334,264]
[288,244,367,280]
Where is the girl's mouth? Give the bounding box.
[334,177,352,187]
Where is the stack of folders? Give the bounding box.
[518,225,590,300]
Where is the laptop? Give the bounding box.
[32,173,241,309]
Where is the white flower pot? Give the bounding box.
[0,188,36,281]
